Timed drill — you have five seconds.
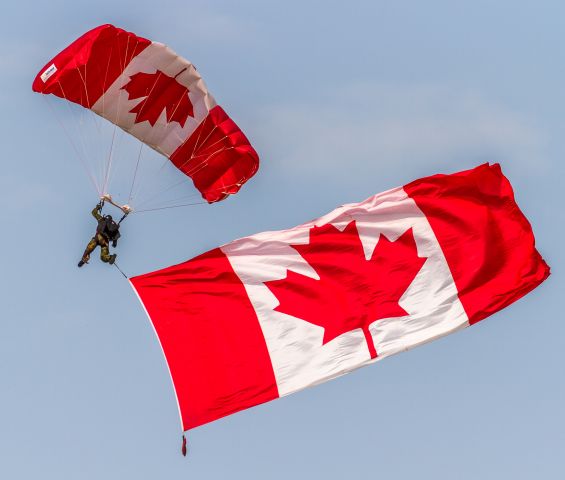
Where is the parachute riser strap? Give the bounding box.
[100,194,132,216]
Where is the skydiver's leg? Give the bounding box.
[79,237,98,266]
[100,245,111,263]
[99,236,115,264]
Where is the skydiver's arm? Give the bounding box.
[91,205,103,221]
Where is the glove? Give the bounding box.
[112,240,118,248]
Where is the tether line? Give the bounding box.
[113,261,128,279]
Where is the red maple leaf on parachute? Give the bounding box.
[265,222,427,359]
[121,69,194,127]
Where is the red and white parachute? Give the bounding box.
[33,24,259,212]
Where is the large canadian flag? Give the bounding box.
[130,164,549,430]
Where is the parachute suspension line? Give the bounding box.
[125,67,198,208]
[133,177,201,210]
[162,70,191,125]
[146,70,190,181]
[162,117,217,178]
[128,70,164,125]
[100,45,114,121]
[122,65,171,206]
[186,146,235,176]
[102,35,139,197]
[134,145,233,209]
[133,178,252,212]
[43,95,101,195]
[134,180,245,211]
[177,141,229,176]
[125,155,167,209]
[75,63,92,111]
[102,125,118,194]
[79,98,101,141]
[58,73,114,199]
[193,119,214,152]
[194,125,221,153]
[176,125,220,171]
[74,64,107,186]
[96,44,116,187]
[117,34,130,75]
[134,189,203,211]
[56,81,95,175]
[175,145,234,192]
[127,103,230,208]
[191,134,229,159]
[132,140,235,210]
[102,84,122,195]
[76,58,106,141]
[91,52,114,184]
[127,99,174,205]
[132,118,191,197]
[128,142,144,203]
[133,144,236,207]
[133,201,206,213]
[169,124,230,185]
[128,151,191,209]
[117,34,135,79]
[175,126,235,175]
[74,69,101,138]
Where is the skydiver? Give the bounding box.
[77,200,122,267]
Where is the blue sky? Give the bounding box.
[1,1,563,478]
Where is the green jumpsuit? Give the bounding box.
[80,206,117,264]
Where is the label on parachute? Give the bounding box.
[40,64,57,83]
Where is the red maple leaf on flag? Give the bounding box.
[265,222,427,359]
[121,70,194,127]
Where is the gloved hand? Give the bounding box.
[112,240,118,248]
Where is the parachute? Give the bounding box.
[33,24,259,211]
